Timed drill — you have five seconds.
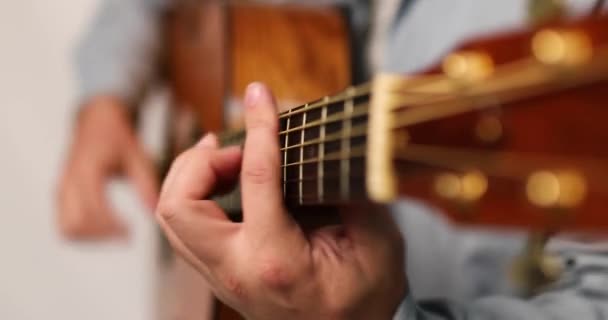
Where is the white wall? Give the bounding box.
[0,1,158,319]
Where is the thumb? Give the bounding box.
[124,142,160,211]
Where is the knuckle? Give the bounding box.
[172,151,191,168]
[59,220,82,239]
[248,117,278,133]
[156,198,184,224]
[58,213,86,240]
[222,273,246,299]
[256,258,293,289]
[243,164,275,185]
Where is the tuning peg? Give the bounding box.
[434,170,488,203]
[475,114,503,144]
[532,29,592,66]
[442,51,494,82]
[525,170,587,208]
[510,233,564,295]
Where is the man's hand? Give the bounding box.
[156,83,407,320]
[57,97,159,240]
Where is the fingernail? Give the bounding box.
[197,133,217,147]
[244,82,265,108]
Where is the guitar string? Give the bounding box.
[224,60,561,144]
[282,174,366,183]
[280,143,608,197]
[279,103,368,136]
[276,52,607,142]
[227,52,608,171]
[240,141,608,203]
[280,124,367,151]
[276,81,578,168]
[281,146,366,168]
[219,47,608,147]
[390,52,608,130]
[396,144,608,190]
[276,53,548,121]
[277,83,371,120]
[275,66,478,120]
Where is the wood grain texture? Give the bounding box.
[230,4,350,107]
[166,2,227,132]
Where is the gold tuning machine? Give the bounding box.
[532,29,592,66]
[434,170,488,203]
[525,170,587,209]
[442,51,495,82]
[511,233,564,295]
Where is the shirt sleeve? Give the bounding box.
[74,0,170,106]
[395,290,608,320]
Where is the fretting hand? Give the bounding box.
[156,83,407,320]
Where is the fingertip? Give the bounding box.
[197,133,219,148]
[219,145,243,160]
[245,82,276,110]
[244,82,264,108]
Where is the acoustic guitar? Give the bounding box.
[210,14,608,232]
[165,2,608,319]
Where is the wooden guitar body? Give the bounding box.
[164,3,351,319]
[166,2,351,133]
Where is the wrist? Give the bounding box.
[76,95,132,128]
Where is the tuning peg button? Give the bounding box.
[442,51,495,82]
[434,170,488,203]
[532,29,592,66]
[526,170,587,208]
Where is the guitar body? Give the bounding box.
[165,2,351,319]
[166,2,351,132]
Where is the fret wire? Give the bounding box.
[318,101,327,202]
[278,84,371,120]
[341,91,354,199]
[282,108,292,197]
[219,105,369,148]
[279,104,368,136]
[285,193,361,200]
[281,146,366,168]
[284,174,365,183]
[280,124,367,152]
[298,107,307,205]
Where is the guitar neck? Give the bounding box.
[217,85,372,213]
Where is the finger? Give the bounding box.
[240,83,292,231]
[157,199,238,268]
[89,177,129,238]
[57,171,127,240]
[57,174,89,239]
[156,141,242,264]
[123,139,160,211]
[161,134,219,198]
[168,142,242,201]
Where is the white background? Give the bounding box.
[0,1,159,319]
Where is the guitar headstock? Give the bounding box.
[367,15,608,232]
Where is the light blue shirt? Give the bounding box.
[75,1,608,319]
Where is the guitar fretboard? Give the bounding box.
[217,87,371,213]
